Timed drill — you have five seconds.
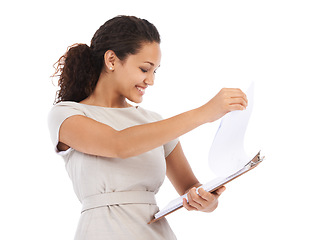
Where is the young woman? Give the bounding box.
[48,15,248,240]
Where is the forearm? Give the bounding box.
[58,88,247,158]
[116,107,206,158]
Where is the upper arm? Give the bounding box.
[58,115,121,158]
[166,142,200,195]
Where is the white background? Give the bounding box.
[1,0,314,239]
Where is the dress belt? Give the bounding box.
[81,191,156,213]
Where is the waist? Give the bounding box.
[81,191,156,213]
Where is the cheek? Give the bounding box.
[116,66,145,90]
[116,70,133,87]
[128,71,146,85]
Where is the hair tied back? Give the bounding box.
[52,43,102,103]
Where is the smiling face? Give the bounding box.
[112,42,161,104]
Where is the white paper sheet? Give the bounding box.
[153,83,256,221]
[208,83,254,176]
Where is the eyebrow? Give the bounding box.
[144,61,160,68]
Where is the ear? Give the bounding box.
[104,50,117,71]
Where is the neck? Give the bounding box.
[80,71,131,108]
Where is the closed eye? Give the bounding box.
[140,67,158,74]
[140,68,148,73]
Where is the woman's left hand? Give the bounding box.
[183,186,226,213]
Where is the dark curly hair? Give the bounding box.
[52,15,161,104]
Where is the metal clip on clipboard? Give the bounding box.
[245,151,265,169]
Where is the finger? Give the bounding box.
[198,188,215,202]
[187,188,203,209]
[213,186,226,196]
[183,198,197,211]
[229,88,247,98]
[190,188,208,207]
[229,97,248,108]
[228,103,246,111]
[228,89,248,104]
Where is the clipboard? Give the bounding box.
[148,151,264,224]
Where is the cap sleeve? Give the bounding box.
[47,102,85,154]
[163,138,179,158]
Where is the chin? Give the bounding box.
[127,96,143,104]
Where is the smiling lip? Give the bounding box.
[136,86,147,95]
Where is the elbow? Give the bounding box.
[114,144,127,159]
[116,152,131,160]
[113,133,136,159]
[114,144,135,159]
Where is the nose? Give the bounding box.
[144,74,155,86]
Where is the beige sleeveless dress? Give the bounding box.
[48,101,178,240]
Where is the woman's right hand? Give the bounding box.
[201,88,248,123]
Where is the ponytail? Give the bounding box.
[52,43,102,104]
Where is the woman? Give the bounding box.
[48,15,248,240]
